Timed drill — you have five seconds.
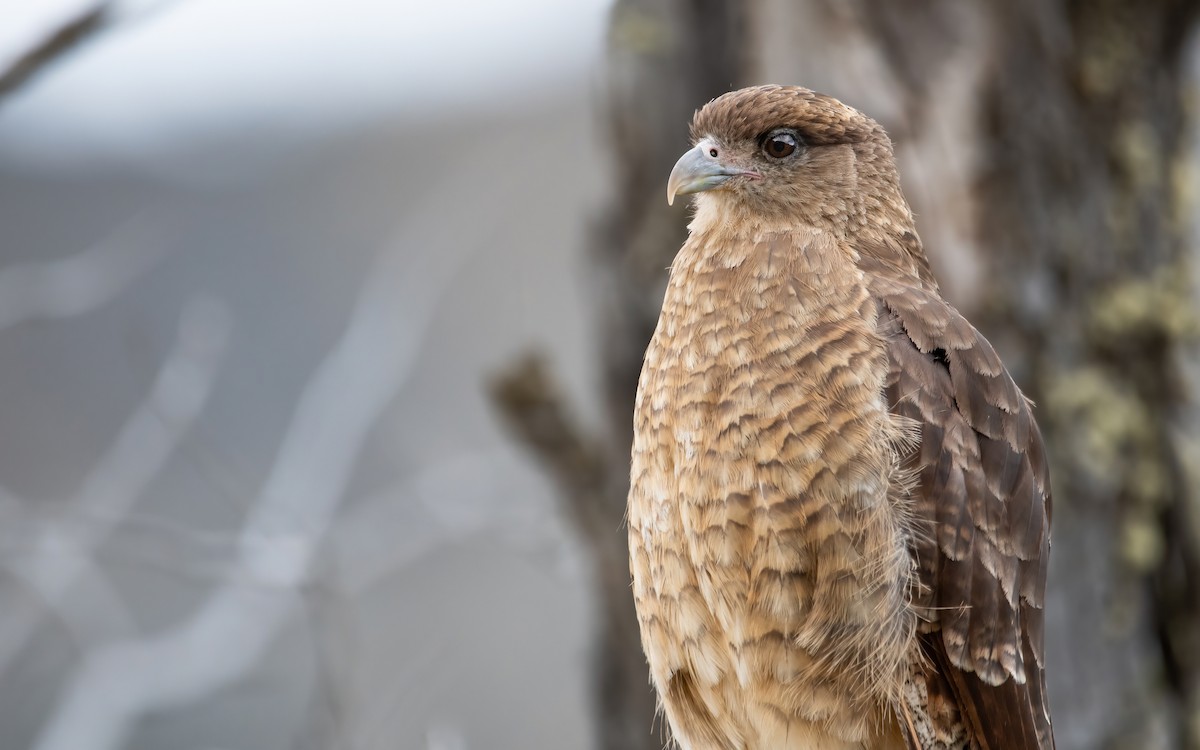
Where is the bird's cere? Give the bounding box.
[666,139,759,205]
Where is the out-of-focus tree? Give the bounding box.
[494,1,1200,749]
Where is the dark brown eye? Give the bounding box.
[763,132,797,159]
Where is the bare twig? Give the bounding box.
[0,214,169,330]
[0,296,231,677]
[489,354,611,537]
[37,564,136,651]
[488,353,658,749]
[31,229,468,750]
[0,1,109,99]
[331,452,503,594]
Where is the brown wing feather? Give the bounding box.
[868,262,1054,750]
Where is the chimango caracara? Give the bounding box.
[628,85,1053,750]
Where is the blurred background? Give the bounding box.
[1,2,1199,749]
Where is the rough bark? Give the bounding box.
[753,3,1200,746]
[969,5,1200,748]
[493,1,1200,749]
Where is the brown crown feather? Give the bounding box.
[690,84,882,147]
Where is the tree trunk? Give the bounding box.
[494,2,1200,748]
[754,4,1200,747]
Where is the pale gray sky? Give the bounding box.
[0,0,610,167]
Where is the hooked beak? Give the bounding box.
[666,140,758,206]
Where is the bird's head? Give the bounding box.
[668,85,908,235]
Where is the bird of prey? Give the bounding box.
[628,85,1053,750]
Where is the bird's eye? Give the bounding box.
[762,131,798,159]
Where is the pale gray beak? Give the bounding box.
[666,141,757,206]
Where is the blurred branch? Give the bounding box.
[327,445,577,750]
[355,638,453,750]
[0,296,230,677]
[0,214,169,330]
[329,451,563,596]
[36,564,135,651]
[490,355,611,540]
[0,0,193,102]
[0,1,109,99]
[487,354,658,747]
[31,232,468,750]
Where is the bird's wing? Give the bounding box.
[865,259,1054,750]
